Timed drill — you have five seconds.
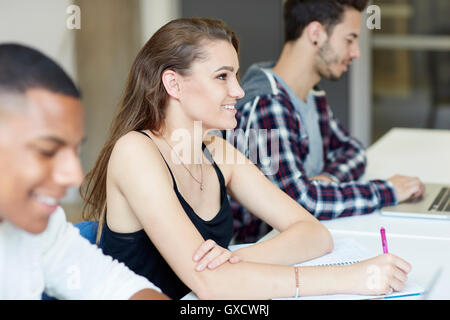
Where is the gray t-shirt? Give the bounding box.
[267,68,324,177]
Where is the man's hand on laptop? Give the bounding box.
[388,175,426,203]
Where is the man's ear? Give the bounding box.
[161,69,181,100]
[306,21,328,47]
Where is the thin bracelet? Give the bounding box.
[294,266,300,298]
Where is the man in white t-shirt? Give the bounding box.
[0,44,239,300]
[0,43,169,300]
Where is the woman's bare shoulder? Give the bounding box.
[109,131,166,177]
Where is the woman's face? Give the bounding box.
[176,40,245,131]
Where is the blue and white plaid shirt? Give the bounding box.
[228,65,397,243]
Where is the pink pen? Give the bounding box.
[380,227,389,254]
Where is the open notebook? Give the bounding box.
[273,238,424,300]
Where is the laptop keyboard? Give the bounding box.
[428,187,450,212]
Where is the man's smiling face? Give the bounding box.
[0,88,84,234]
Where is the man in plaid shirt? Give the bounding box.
[228,0,424,243]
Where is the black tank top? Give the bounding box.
[101,130,233,299]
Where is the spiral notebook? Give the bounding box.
[294,238,372,267]
[276,238,424,300]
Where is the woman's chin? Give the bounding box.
[204,120,237,132]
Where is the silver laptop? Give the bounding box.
[381,183,450,220]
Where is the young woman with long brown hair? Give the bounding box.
[82,18,411,300]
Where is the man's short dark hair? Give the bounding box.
[0,43,80,98]
[284,0,369,43]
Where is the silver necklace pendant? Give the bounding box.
[200,184,204,191]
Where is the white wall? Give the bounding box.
[349,10,372,147]
[0,0,77,81]
[140,0,180,46]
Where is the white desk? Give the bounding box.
[317,212,450,240]
[364,128,450,183]
[260,230,450,299]
[261,128,450,299]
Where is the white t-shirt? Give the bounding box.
[0,207,161,299]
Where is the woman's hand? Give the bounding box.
[193,239,241,271]
[345,253,412,295]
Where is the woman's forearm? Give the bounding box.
[193,249,412,299]
[232,220,333,265]
[195,260,350,300]
[195,261,295,299]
